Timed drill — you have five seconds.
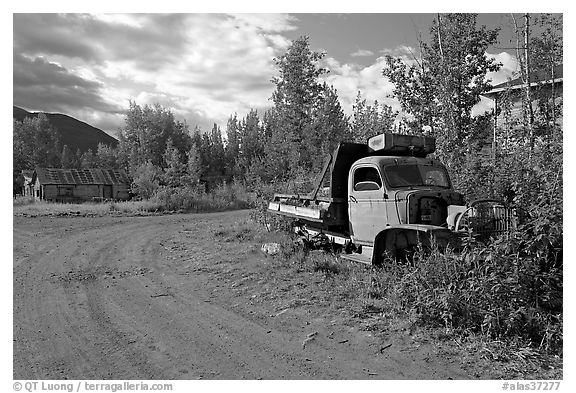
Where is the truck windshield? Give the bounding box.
[384,165,450,188]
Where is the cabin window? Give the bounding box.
[353,167,382,191]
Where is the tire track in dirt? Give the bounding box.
[14,211,470,379]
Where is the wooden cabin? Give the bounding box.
[33,168,131,202]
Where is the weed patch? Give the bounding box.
[212,222,261,242]
[217,212,562,378]
[259,222,562,362]
[13,199,162,217]
[150,183,255,213]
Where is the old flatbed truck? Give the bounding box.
[268,133,512,265]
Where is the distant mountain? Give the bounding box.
[13,106,118,153]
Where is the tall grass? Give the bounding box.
[252,213,562,355]
[13,198,162,216]
[13,182,258,216]
[150,182,257,213]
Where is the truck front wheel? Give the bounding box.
[373,229,423,266]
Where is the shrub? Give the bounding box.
[150,185,200,211]
[438,131,563,352]
[310,252,344,276]
[149,181,256,213]
[380,236,563,352]
[131,162,162,199]
[248,175,317,232]
[13,196,36,206]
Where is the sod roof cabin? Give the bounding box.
[33,168,131,202]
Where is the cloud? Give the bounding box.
[321,55,401,118]
[325,45,426,115]
[486,51,520,85]
[13,52,119,115]
[228,13,298,33]
[13,14,191,68]
[350,49,374,57]
[13,13,298,133]
[13,14,100,62]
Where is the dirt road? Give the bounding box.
[14,210,470,380]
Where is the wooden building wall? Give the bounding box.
[34,180,130,202]
[495,84,563,130]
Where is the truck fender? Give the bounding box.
[372,225,451,265]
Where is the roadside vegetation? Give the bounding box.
[13,197,160,217]
[14,13,562,372]
[13,181,257,217]
[210,217,562,379]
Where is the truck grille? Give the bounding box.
[465,200,515,238]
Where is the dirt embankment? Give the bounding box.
[14,211,473,380]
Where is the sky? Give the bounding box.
[12,12,542,138]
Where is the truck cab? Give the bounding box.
[348,155,464,245]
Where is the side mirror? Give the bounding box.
[354,181,381,191]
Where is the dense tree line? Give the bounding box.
[13,113,122,172]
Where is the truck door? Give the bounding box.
[348,165,388,244]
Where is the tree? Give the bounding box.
[267,36,329,178]
[306,84,351,172]
[117,101,192,171]
[189,126,206,181]
[384,13,500,168]
[351,91,396,142]
[60,145,77,169]
[207,123,226,180]
[131,161,162,199]
[186,142,202,185]
[496,13,563,157]
[188,123,227,190]
[236,109,264,180]
[493,14,563,249]
[74,148,83,169]
[527,13,563,140]
[162,139,187,188]
[13,114,61,170]
[224,114,240,180]
[13,119,30,171]
[383,55,437,134]
[96,143,119,169]
[271,36,327,121]
[80,149,97,169]
[13,169,25,197]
